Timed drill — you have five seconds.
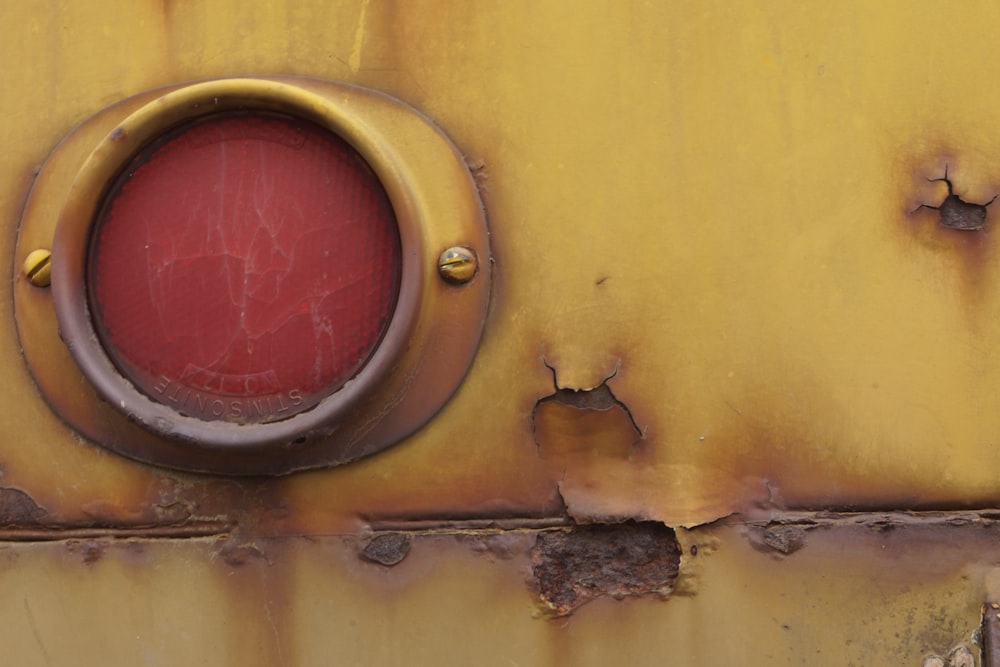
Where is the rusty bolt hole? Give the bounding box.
[361,533,411,567]
[914,166,998,231]
[531,521,681,617]
[748,523,808,556]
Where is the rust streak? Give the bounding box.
[23,599,52,667]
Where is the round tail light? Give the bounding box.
[89,113,401,424]
[16,78,491,474]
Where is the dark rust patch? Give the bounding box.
[361,533,411,566]
[915,168,997,231]
[0,488,47,526]
[531,522,681,617]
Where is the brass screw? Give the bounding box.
[23,249,52,287]
[437,246,478,284]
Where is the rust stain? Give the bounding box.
[0,473,248,538]
[217,537,294,666]
[530,521,681,617]
[901,159,1000,309]
[740,509,1000,575]
[915,168,997,231]
[65,539,105,564]
[465,155,488,190]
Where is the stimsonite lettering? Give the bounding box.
[152,376,303,422]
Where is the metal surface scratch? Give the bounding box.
[23,599,53,667]
[349,0,371,73]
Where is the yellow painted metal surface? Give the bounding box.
[0,524,991,666]
[2,0,1000,664]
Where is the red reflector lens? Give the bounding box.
[89,114,401,424]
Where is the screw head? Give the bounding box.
[23,249,52,287]
[437,246,478,284]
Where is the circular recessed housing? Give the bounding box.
[15,78,491,474]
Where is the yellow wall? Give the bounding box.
[2,1,1000,664]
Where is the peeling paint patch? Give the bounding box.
[915,168,996,231]
[532,360,642,459]
[531,357,660,523]
[530,522,680,617]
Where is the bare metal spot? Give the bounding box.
[531,522,681,617]
[361,533,411,566]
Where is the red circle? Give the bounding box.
[88,114,401,424]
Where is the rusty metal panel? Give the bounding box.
[0,522,993,665]
[3,0,1000,664]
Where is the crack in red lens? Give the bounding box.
[89,114,401,424]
